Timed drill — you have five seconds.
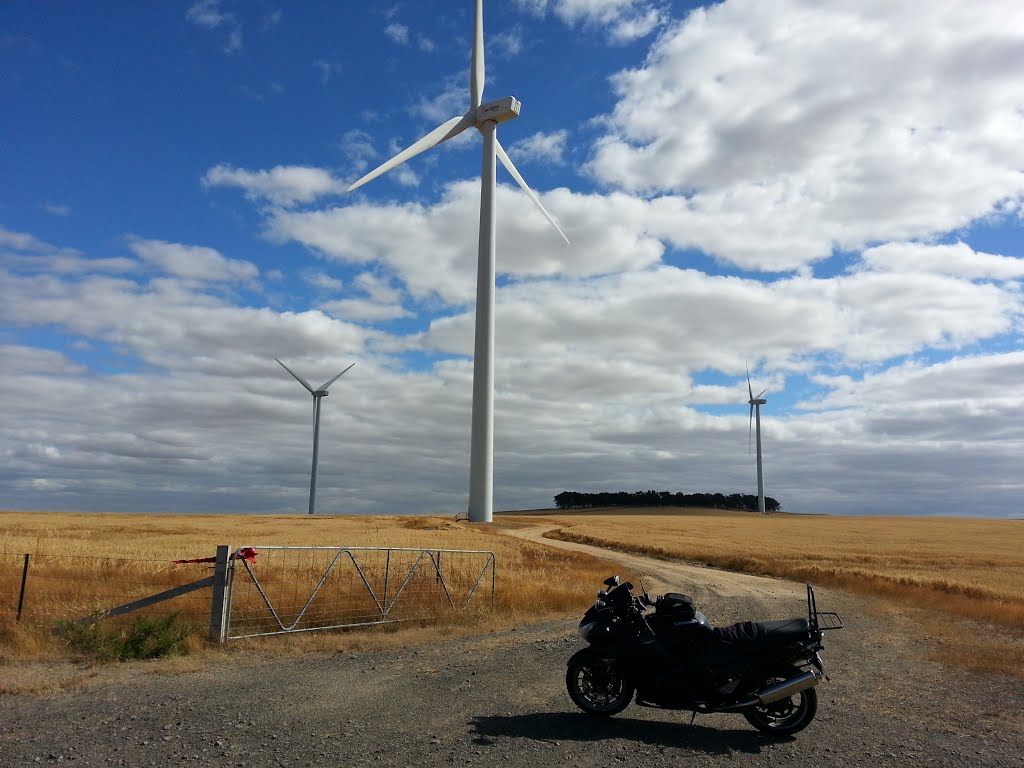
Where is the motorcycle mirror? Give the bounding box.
[603,576,620,588]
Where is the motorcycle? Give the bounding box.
[566,576,843,736]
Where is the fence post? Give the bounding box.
[16,554,30,622]
[208,545,232,643]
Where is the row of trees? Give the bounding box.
[553,490,781,512]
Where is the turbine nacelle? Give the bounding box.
[475,96,520,126]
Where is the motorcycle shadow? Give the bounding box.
[470,711,792,754]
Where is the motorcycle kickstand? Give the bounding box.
[688,712,697,727]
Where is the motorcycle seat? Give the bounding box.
[713,618,809,649]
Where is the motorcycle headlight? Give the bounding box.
[578,621,596,642]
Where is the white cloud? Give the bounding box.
[186,0,243,54]
[302,270,344,291]
[419,265,1023,372]
[412,75,469,123]
[586,0,1024,267]
[202,164,345,207]
[514,0,664,43]
[321,298,413,322]
[385,23,409,45]
[45,203,71,217]
[0,227,79,257]
[804,352,1024,414]
[186,0,230,29]
[126,237,259,284]
[0,344,85,375]
[267,181,660,304]
[509,130,569,165]
[340,129,377,174]
[1,227,135,274]
[860,242,1024,280]
[492,29,524,57]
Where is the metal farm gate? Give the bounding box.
[224,546,496,640]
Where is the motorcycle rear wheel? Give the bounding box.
[566,652,634,716]
[742,666,818,737]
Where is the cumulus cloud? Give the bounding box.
[202,164,345,207]
[267,181,659,304]
[1,227,135,274]
[515,0,665,43]
[586,0,1024,267]
[859,242,1024,280]
[126,237,259,284]
[509,130,569,165]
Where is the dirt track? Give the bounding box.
[501,522,807,600]
[1,524,1022,767]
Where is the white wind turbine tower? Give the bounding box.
[276,358,355,515]
[747,364,768,514]
[347,0,569,523]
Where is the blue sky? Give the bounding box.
[2,0,1023,518]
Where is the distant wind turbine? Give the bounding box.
[747,364,768,514]
[276,358,355,515]
[347,0,569,523]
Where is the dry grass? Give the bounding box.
[4,508,1021,690]
[512,508,1024,631]
[0,510,618,679]
[512,508,1024,681]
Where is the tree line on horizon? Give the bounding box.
[553,490,782,512]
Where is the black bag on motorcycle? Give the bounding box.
[657,593,696,620]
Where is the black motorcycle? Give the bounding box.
[566,576,843,736]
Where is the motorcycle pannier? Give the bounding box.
[657,593,696,620]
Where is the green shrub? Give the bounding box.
[57,611,198,661]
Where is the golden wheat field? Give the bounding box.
[508,508,1024,630]
[0,511,618,666]
[2,508,1022,676]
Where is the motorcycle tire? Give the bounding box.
[566,650,635,716]
[742,665,818,737]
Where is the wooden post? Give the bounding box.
[16,554,30,622]
[208,545,232,643]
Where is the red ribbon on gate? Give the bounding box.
[173,547,259,564]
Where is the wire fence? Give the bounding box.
[0,551,213,629]
[1,546,496,641]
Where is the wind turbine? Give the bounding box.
[347,0,569,523]
[276,358,355,515]
[747,364,768,514]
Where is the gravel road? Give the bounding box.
[2,528,1022,767]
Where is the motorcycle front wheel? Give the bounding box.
[566,650,635,716]
[742,666,818,737]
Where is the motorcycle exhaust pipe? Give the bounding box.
[756,669,823,705]
[717,669,824,711]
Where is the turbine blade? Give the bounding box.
[318,362,356,392]
[495,140,570,245]
[276,358,314,393]
[746,363,753,401]
[471,0,484,108]
[347,115,472,192]
[756,389,767,400]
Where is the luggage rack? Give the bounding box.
[807,583,844,632]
